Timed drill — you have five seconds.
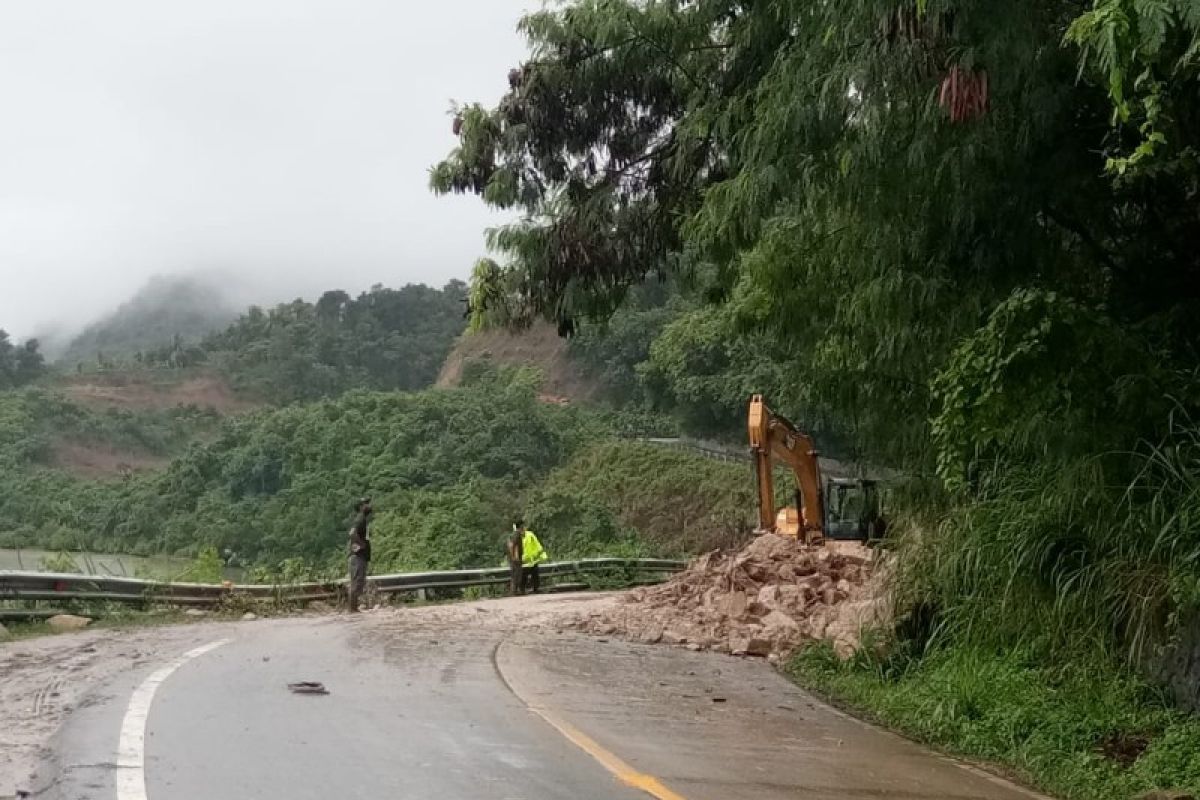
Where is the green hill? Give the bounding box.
[58,275,239,368]
[0,370,753,570]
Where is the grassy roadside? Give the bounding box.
[787,642,1200,800]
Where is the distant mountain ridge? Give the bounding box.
[57,275,239,367]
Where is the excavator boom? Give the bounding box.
[748,394,825,543]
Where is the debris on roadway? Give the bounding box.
[577,533,890,660]
[287,681,330,695]
[46,614,92,632]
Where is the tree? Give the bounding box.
[434,0,1200,471]
[0,330,46,389]
[201,283,468,403]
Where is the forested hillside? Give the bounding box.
[58,275,239,369]
[203,282,467,403]
[0,368,751,572]
[432,1,1200,795]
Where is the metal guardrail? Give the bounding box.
[0,558,685,609]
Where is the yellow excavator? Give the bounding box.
[748,394,884,545]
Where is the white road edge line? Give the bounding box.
[115,639,230,800]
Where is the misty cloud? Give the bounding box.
[0,0,531,339]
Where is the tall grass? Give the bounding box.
[900,420,1200,667]
[787,423,1200,799]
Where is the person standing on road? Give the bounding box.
[516,519,548,594]
[506,523,524,596]
[347,497,373,613]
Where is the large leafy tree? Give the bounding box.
[434,0,1200,471]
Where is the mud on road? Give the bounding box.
[4,591,1044,800]
[0,593,619,799]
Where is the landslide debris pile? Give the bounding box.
[579,534,877,658]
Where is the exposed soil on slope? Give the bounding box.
[48,440,168,480]
[60,372,257,414]
[436,323,601,403]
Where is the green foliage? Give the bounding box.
[39,551,80,573]
[176,546,224,584]
[203,282,468,403]
[792,643,1200,800]
[533,440,755,555]
[59,275,238,368]
[434,0,1200,465]
[930,289,1173,491]
[0,330,46,389]
[0,372,736,571]
[567,284,684,405]
[569,289,855,450]
[1066,0,1200,179]
[903,422,1200,665]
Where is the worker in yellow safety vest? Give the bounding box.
[515,519,548,594]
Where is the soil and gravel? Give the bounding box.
[576,534,891,660]
[0,621,234,798]
[60,374,257,414]
[436,322,600,403]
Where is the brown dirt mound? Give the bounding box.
[437,323,600,402]
[578,534,890,660]
[62,373,257,414]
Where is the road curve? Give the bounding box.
[45,594,1048,800]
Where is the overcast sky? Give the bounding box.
[0,0,533,339]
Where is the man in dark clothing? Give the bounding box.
[347,497,372,612]
[506,523,524,596]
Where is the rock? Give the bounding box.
[686,643,703,651]
[758,584,806,613]
[743,533,797,562]
[184,608,209,617]
[806,612,830,640]
[639,625,664,644]
[762,610,801,636]
[577,520,880,660]
[662,629,688,645]
[744,638,772,657]
[718,591,748,619]
[795,574,823,590]
[47,614,91,632]
[241,612,258,621]
[729,636,773,657]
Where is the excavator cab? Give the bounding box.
[824,477,883,541]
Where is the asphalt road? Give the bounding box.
[44,597,1047,800]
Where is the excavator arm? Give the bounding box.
[748,394,825,542]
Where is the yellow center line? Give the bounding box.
[525,704,689,800]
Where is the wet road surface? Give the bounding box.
[46,596,1047,799]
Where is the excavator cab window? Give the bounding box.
[824,479,879,540]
